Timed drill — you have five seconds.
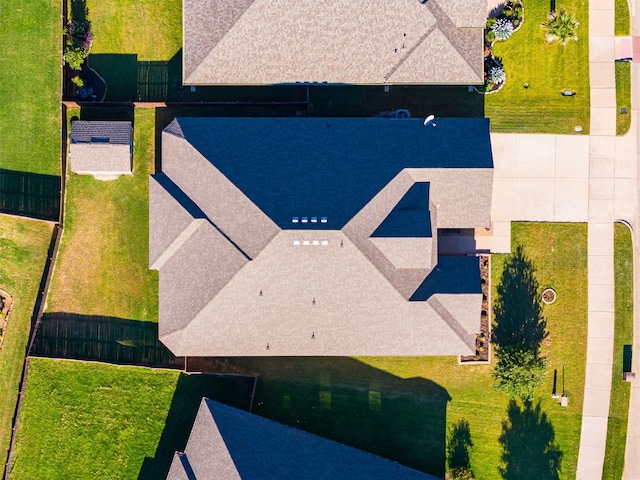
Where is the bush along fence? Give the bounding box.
[477,1,524,94]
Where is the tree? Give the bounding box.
[542,8,579,45]
[492,245,549,401]
[492,345,547,402]
[492,245,547,355]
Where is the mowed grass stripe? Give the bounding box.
[0,217,53,463]
[0,0,61,176]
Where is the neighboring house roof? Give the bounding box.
[182,0,486,85]
[166,398,442,480]
[151,117,493,357]
[69,121,132,175]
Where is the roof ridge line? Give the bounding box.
[184,0,258,82]
[426,296,476,350]
[151,218,206,270]
[385,23,438,81]
[424,1,483,78]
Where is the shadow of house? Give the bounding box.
[165,398,442,479]
[138,372,257,480]
[499,400,562,480]
[31,313,184,368]
[86,51,308,104]
[30,315,451,477]
[0,169,60,221]
[189,357,451,477]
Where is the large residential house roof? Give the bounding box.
[150,117,494,357]
[183,0,486,85]
[167,398,441,480]
[69,121,132,175]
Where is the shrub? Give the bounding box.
[492,345,548,401]
[485,29,495,44]
[63,19,92,70]
[71,76,85,88]
[64,47,87,71]
[488,66,506,84]
[542,8,579,45]
[493,18,514,41]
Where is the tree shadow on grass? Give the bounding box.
[447,419,474,476]
[493,244,547,355]
[499,400,562,480]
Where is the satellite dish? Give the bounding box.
[423,114,435,127]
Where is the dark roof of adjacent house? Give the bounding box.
[182,0,486,85]
[69,121,133,175]
[166,398,442,480]
[151,117,494,357]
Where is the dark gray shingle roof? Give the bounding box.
[167,398,442,480]
[70,121,132,145]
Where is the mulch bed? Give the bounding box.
[460,255,491,363]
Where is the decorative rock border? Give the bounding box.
[542,287,557,305]
[0,289,14,350]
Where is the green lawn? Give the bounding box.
[8,358,255,479]
[0,0,61,175]
[194,222,588,479]
[485,0,590,134]
[46,108,158,321]
[0,217,53,464]
[615,0,631,36]
[81,0,181,101]
[602,223,634,479]
[616,62,631,136]
[85,0,181,60]
[8,359,179,480]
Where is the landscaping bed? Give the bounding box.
[485,0,590,134]
[460,255,491,363]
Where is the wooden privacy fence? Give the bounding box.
[31,313,184,369]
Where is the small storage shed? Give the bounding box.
[69,121,133,176]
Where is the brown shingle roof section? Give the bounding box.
[183,0,485,85]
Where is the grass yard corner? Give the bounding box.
[485,0,590,134]
[46,107,158,321]
[0,217,53,463]
[8,359,179,480]
[602,222,634,479]
[0,0,61,176]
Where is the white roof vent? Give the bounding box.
[301,217,309,223]
[320,217,328,223]
[292,217,299,223]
